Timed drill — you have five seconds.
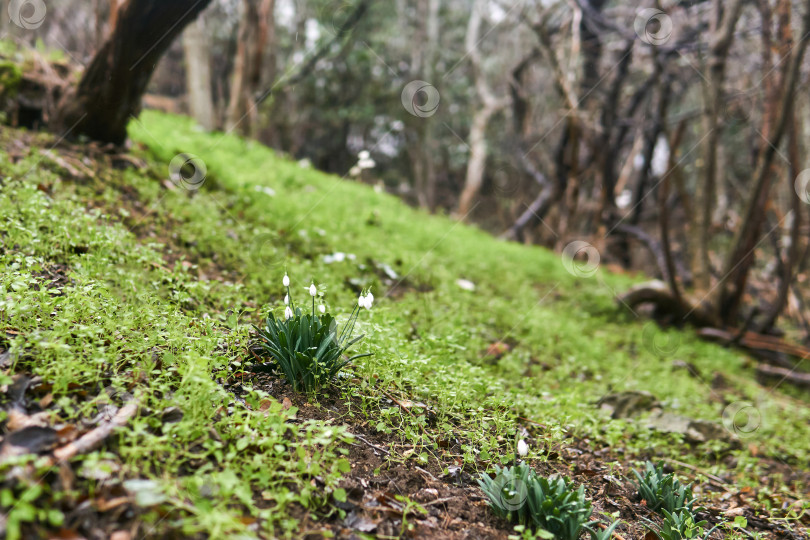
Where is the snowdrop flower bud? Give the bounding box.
[358,294,366,308]
[284,306,294,320]
[284,294,289,305]
[309,283,317,297]
[318,304,326,314]
[365,291,374,307]
[517,440,529,457]
[283,274,290,287]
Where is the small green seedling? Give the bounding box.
[643,509,719,540]
[478,463,619,540]
[633,462,695,515]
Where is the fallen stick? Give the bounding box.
[49,401,139,464]
[755,364,810,389]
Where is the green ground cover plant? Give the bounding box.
[0,109,807,537]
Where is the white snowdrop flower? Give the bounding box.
[318,304,326,314]
[284,306,294,320]
[358,150,370,161]
[283,274,290,287]
[358,294,367,308]
[361,295,372,309]
[365,291,374,307]
[358,158,376,170]
[349,165,362,177]
[456,278,476,291]
[517,439,529,457]
[309,283,317,297]
[284,294,289,305]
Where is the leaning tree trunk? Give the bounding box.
[52,0,213,145]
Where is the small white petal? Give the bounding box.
[318,304,326,314]
[284,294,289,305]
[309,284,317,297]
[456,278,476,291]
[283,274,290,287]
[284,306,294,320]
[358,150,370,160]
[358,294,366,308]
[517,440,529,457]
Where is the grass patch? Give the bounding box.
[0,111,807,537]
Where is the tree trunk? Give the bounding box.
[458,107,495,217]
[457,0,506,218]
[691,0,745,291]
[183,16,216,131]
[226,0,274,136]
[52,0,213,145]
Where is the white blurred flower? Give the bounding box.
[358,150,370,161]
[283,274,290,287]
[284,306,294,319]
[456,278,476,291]
[318,304,326,314]
[517,439,529,457]
[309,283,317,297]
[358,158,376,170]
[284,294,289,305]
[365,291,374,307]
[358,294,367,308]
[349,165,362,177]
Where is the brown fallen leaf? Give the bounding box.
[95,496,131,512]
[282,397,292,410]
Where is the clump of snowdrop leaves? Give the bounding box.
[253,272,374,392]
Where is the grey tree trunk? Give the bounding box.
[183,16,216,131]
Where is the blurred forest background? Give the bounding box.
[4,0,810,345]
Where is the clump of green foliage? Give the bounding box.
[634,462,724,540]
[642,509,718,540]
[478,463,619,540]
[633,462,695,515]
[253,275,372,391]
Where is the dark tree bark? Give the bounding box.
[52,0,213,145]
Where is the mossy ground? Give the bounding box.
[0,111,807,538]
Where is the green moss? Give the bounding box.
[0,109,807,537]
[0,60,22,98]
